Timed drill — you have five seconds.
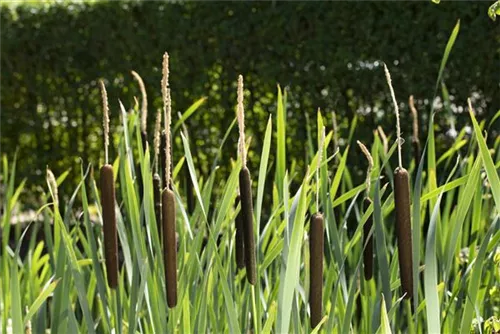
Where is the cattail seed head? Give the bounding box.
[363,198,374,280]
[309,213,324,329]
[239,166,256,285]
[100,164,118,289]
[235,195,245,270]
[162,188,177,307]
[394,167,413,298]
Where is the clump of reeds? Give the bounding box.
[161,52,177,308]
[99,80,118,289]
[131,70,148,150]
[234,195,245,270]
[309,127,325,329]
[236,75,257,285]
[384,64,413,299]
[357,140,374,280]
[409,95,421,167]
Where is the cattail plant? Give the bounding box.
[161,52,177,308]
[409,95,421,167]
[234,195,245,270]
[384,64,413,299]
[99,80,118,289]
[309,127,325,329]
[131,70,148,150]
[357,140,374,280]
[236,75,257,285]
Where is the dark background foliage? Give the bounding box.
[1,2,498,203]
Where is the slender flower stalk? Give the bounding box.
[237,74,256,285]
[409,95,421,167]
[100,80,110,165]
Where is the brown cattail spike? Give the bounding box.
[363,198,374,280]
[100,164,118,289]
[394,167,413,299]
[153,173,162,239]
[239,166,256,284]
[235,195,245,270]
[162,188,177,307]
[309,213,324,329]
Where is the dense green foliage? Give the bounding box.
[1,2,498,199]
[1,79,499,333]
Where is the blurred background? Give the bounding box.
[1,1,498,206]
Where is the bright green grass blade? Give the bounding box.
[437,139,468,166]
[488,109,500,129]
[459,223,496,334]
[347,114,358,145]
[340,250,363,334]
[10,251,23,334]
[420,175,468,203]
[424,159,459,334]
[173,97,206,132]
[434,20,460,96]
[24,278,59,327]
[412,144,426,330]
[329,146,349,202]
[276,85,286,197]
[469,105,500,212]
[256,116,272,230]
[377,295,392,334]
[373,179,392,311]
[262,301,277,333]
[181,132,207,220]
[444,155,481,275]
[277,174,309,334]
